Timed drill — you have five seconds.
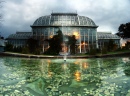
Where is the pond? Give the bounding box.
[0,57,130,96]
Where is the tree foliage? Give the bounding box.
[44,29,77,55]
[44,29,63,55]
[116,22,130,38]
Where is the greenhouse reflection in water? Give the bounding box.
[74,71,81,81]
[0,57,130,96]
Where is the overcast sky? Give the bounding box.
[0,0,130,38]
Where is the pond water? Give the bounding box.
[0,57,130,96]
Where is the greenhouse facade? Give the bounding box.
[7,12,120,53]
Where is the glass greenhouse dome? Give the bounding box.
[31,12,98,53]
[33,13,96,26]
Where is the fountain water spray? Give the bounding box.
[59,23,69,61]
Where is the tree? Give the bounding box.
[116,22,130,38]
[44,29,63,55]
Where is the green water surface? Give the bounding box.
[0,57,130,96]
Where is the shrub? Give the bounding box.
[102,47,107,54]
[22,47,29,54]
[34,48,41,55]
[89,48,97,55]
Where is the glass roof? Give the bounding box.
[33,13,97,26]
[7,32,32,39]
[97,32,120,39]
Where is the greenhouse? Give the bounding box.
[7,12,120,53]
[97,32,121,49]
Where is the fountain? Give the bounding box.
[64,54,66,61]
[59,23,69,61]
[59,40,68,61]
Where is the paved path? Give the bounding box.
[0,52,130,59]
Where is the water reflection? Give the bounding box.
[74,71,81,81]
[122,58,130,76]
[0,57,130,95]
[82,62,89,69]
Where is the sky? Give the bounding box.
[0,0,130,38]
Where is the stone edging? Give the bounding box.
[0,52,130,59]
